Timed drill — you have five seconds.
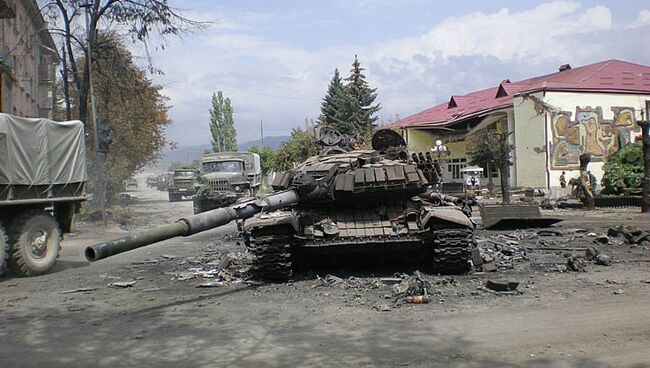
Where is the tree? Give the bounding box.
[319,68,347,130]
[342,55,381,134]
[318,56,381,136]
[89,36,171,202]
[467,127,514,204]
[249,145,276,176]
[209,91,237,152]
[42,0,206,126]
[273,128,319,171]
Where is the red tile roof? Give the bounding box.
[396,59,650,128]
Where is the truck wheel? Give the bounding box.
[0,224,8,276]
[10,212,61,276]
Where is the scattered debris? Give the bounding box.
[537,229,564,237]
[608,225,650,245]
[595,235,610,244]
[196,281,227,288]
[60,287,96,294]
[374,303,392,311]
[613,289,624,295]
[482,262,497,272]
[585,247,599,261]
[485,280,519,292]
[108,281,137,288]
[392,271,430,298]
[566,257,587,272]
[596,254,611,266]
[379,277,402,285]
[405,295,430,304]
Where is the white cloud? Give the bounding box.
[374,2,612,64]
[631,9,650,28]
[150,1,649,145]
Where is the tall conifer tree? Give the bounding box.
[319,69,345,128]
[344,55,381,134]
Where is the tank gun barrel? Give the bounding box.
[84,190,299,262]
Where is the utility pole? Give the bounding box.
[641,101,650,213]
[82,2,106,226]
[260,119,264,148]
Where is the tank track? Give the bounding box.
[248,231,292,281]
[430,228,473,274]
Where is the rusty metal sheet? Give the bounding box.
[480,205,563,229]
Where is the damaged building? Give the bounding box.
[395,59,649,190]
[0,0,60,118]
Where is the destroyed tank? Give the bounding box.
[85,128,476,280]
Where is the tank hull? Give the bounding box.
[244,200,474,279]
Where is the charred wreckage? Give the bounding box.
[85,128,477,280]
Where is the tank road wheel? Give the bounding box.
[0,224,9,276]
[10,212,61,276]
[247,226,293,282]
[430,228,473,275]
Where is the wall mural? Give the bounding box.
[550,106,640,169]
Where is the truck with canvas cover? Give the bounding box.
[0,113,87,276]
[168,168,199,202]
[193,152,261,213]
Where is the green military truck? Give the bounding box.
[193,152,261,213]
[156,172,172,191]
[168,168,199,202]
[0,114,87,276]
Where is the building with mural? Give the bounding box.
[395,59,649,190]
[0,0,60,118]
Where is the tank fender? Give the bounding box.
[420,206,475,229]
[243,210,299,233]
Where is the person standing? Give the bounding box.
[588,171,598,192]
[559,171,567,189]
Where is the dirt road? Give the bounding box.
[1,186,649,368]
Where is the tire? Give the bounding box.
[0,223,8,277]
[247,226,293,282]
[10,212,61,276]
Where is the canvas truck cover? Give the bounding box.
[0,113,86,185]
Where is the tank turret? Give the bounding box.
[86,128,476,280]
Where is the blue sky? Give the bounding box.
[145,0,650,145]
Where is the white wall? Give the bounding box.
[512,92,548,188]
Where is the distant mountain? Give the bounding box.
[149,136,289,172]
[238,135,289,151]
